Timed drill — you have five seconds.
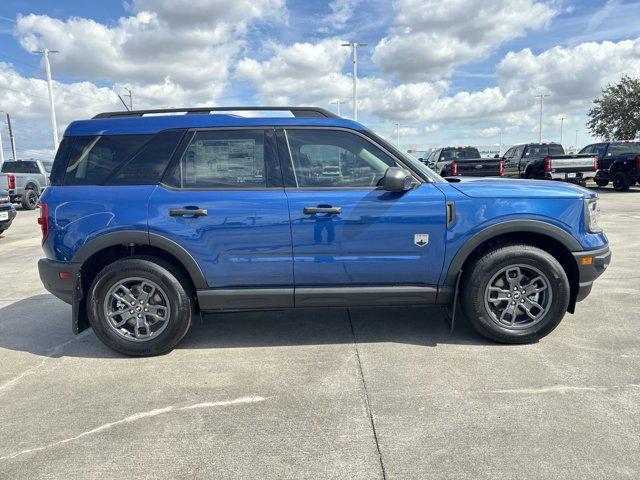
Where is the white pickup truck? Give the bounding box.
[0,160,52,210]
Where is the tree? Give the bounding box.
[587,75,640,141]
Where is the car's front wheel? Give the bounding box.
[460,244,570,344]
[87,257,193,356]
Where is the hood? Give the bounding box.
[447,176,595,199]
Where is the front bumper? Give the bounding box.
[0,204,17,230]
[38,258,82,305]
[572,245,611,303]
[547,171,596,181]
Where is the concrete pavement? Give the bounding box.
[0,186,638,479]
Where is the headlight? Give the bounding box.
[584,198,602,233]
[0,196,9,203]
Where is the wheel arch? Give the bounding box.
[444,220,581,312]
[72,230,208,292]
[24,182,40,194]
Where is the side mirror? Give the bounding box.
[382,167,413,192]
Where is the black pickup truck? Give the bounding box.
[500,143,598,185]
[580,141,640,191]
[424,146,503,177]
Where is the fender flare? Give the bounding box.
[443,219,582,287]
[71,230,208,289]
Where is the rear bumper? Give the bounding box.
[547,171,596,181]
[38,258,81,305]
[572,245,611,303]
[0,204,16,230]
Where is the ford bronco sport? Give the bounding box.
[37,107,611,356]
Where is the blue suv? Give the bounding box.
[37,107,611,356]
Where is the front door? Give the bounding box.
[278,128,447,306]
[148,128,294,307]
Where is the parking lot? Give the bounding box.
[0,185,638,480]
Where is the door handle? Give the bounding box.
[303,206,342,215]
[169,208,208,217]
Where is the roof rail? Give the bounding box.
[93,106,338,119]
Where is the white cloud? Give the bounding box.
[318,0,360,32]
[14,0,285,105]
[372,0,557,81]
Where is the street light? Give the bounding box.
[534,93,550,143]
[342,42,368,121]
[32,48,60,150]
[330,99,348,117]
[559,116,565,145]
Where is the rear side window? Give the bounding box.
[1,161,40,174]
[108,130,185,185]
[607,142,640,156]
[63,135,151,185]
[173,129,267,188]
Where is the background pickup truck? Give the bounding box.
[501,143,598,185]
[580,141,640,191]
[425,146,504,177]
[0,160,52,210]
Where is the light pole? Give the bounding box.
[5,113,17,161]
[395,123,401,147]
[559,116,565,145]
[0,112,4,165]
[32,48,60,150]
[330,99,347,116]
[498,129,503,156]
[341,42,368,120]
[575,130,579,151]
[534,93,550,143]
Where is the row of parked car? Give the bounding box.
[422,141,640,191]
[0,159,52,235]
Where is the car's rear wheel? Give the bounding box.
[21,189,38,210]
[460,244,570,344]
[87,257,193,356]
[595,178,609,188]
[613,172,631,191]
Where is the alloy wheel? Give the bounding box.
[484,264,552,329]
[103,277,171,342]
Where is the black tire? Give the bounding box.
[460,243,570,344]
[87,257,193,356]
[594,178,609,188]
[21,189,39,210]
[612,172,631,192]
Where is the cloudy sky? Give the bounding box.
[1,0,640,160]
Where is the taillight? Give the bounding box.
[636,155,640,171]
[499,160,505,176]
[451,161,458,176]
[543,156,552,173]
[7,174,15,190]
[593,154,599,171]
[37,202,49,241]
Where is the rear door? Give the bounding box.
[148,128,294,307]
[278,127,447,306]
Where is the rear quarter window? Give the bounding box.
[62,135,151,185]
